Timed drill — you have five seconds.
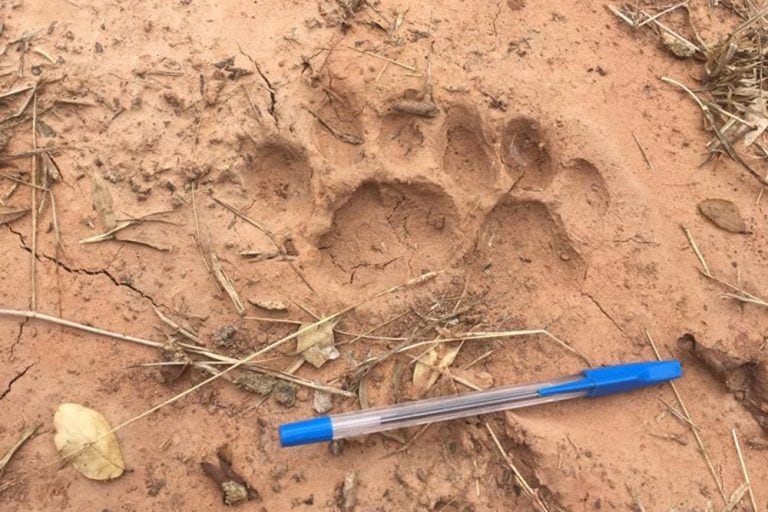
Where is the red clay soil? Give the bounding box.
[1,0,768,510]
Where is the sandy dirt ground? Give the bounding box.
[2,0,768,510]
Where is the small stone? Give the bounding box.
[235,373,276,395]
[341,471,357,512]
[129,175,152,201]
[213,324,237,348]
[273,382,296,407]
[221,480,248,506]
[328,439,345,456]
[170,193,185,209]
[313,391,333,414]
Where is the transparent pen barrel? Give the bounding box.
[331,376,587,440]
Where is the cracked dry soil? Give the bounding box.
[2,1,768,511]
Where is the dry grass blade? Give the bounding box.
[211,251,245,315]
[343,44,417,72]
[633,132,654,170]
[153,307,202,344]
[682,225,768,307]
[211,195,280,248]
[612,2,768,186]
[0,424,39,481]
[211,195,316,294]
[400,329,592,365]
[0,84,34,101]
[731,429,758,511]
[29,92,38,311]
[79,221,134,243]
[485,423,550,512]
[80,210,176,248]
[114,237,171,252]
[190,187,220,291]
[645,330,726,503]
[303,107,363,145]
[0,207,30,225]
[723,481,750,512]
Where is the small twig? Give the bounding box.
[0,424,39,481]
[211,250,245,315]
[0,85,35,101]
[636,2,688,28]
[464,349,495,369]
[682,226,768,307]
[343,45,417,72]
[153,307,202,345]
[387,423,432,456]
[681,225,711,276]
[732,429,758,512]
[645,330,726,503]
[0,172,48,191]
[211,195,280,249]
[0,147,67,162]
[656,395,701,431]
[303,107,363,145]
[29,92,38,310]
[662,77,768,187]
[485,423,550,512]
[190,187,219,291]
[633,133,654,171]
[723,482,751,512]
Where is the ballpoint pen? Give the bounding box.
[279,360,682,447]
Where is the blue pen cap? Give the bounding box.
[539,360,682,398]
[279,416,333,447]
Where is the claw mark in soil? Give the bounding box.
[8,226,162,308]
[582,291,628,338]
[0,363,34,401]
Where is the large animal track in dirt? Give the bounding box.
[247,96,616,299]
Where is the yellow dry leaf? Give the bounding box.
[425,342,464,392]
[412,348,438,394]
[53,403,124,480]
[296,320,339,368]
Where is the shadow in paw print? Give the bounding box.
[319,181,458,286]
[442,106,496,194]
[500,117,554,189]
[379,113,425,162]
[474,199,584,302]
[309,90,365,166]
[551,158,609,215]
[240,140,312,227]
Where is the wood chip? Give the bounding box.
[248,299,288,311]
